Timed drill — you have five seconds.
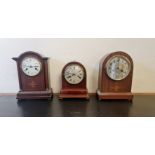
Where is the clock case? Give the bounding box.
[97,51,133,101]
[59,61,89,99]
[13,51,53,99]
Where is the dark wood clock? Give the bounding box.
[59,61,89,99]
[97,51,133,101]
[13,51,53,99]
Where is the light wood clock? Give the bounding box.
[97,51,133,101]
[59,61,89,99]
[13,51,53,99]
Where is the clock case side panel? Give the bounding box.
[42,57,53,98]
[97,54,109,92]
[97,51,134,100]
[13,51,53,99]
[12,57,23,91]
[43,57,52,90]
[59,61,89,99]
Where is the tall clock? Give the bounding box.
[97,51,133,101]
[59,61,89,99]
[13,51,53,99]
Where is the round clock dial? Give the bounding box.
[21,57,42,76]
[64,64,84,84]
[106,55,131,81]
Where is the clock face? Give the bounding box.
[64,64,85,84]
[21,57,42,76]
[106,55,131,81]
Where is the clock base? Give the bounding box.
[97,90,133,101]
[16,89,53,100]
[59,89,89,99]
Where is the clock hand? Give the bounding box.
[72,73,76,76]
[77,75,82,79]
[25,65,34,68]
[25,65,39,67]
[67,75,72,78]
[25,65,31,67]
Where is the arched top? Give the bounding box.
[12,51,48,61]
[62,61,87,76]
[100,51,133,67]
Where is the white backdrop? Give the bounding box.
[0,38,155,93]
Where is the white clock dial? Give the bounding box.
[21,57,42,76]
[64,64,84,84]
[106,55,131,81]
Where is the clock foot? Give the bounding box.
[59,93,89,100]
[97,91,133,101]
[59,89,89,100]
[16,89,53,100]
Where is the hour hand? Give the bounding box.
[35,68,38,71]
[67,75,72,78]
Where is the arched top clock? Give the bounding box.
[59,61,89,99]
[97,51,133,101]
[13,51,53,99]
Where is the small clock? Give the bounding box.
[59,61,89,99]
[97,51,133,101]
[13,51,53,99]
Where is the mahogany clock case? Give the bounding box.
[97,51,133,101]
[59,61,89,99]
[13,51,53,100]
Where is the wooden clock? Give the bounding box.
[13,51,53,99]
[97,51,133,101]
[59,61,89,99]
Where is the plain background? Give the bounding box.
[1,38,155,93]
[0,1,155,155]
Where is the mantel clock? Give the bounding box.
[97,51,133,101]
[13,51,53,99]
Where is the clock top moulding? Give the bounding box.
[12,51,53,100]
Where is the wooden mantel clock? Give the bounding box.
[13,51,53,99]
[97,51,133,101]
[59,61,89,99]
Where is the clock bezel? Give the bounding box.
[105,55,132,81]
[63,62,85,85]
[21,56,42,77]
